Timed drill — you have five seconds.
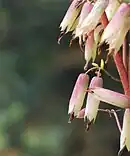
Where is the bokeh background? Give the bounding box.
[0,0,128,156]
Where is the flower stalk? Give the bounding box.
[59,1,130,155]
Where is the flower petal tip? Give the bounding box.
[68,113,75,123]
[84,116,94,131]
[118,146,126,156]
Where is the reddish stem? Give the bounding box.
[114,53,129,94]
[100,13,109,27]
[101,12,129,95]
[123,39,127,71]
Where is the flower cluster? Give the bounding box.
[58,0,130,155]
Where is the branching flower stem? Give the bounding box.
[111,109,122,133]
[103,69,121,82]
[98,109,122,133]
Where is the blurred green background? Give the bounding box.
[0,0,127,156]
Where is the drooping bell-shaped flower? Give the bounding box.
[60,0,84,34]
[84,25,104,69]
[89,87,130,108]
[100,3,130,52]
[105,0,120,21]
[75,0,109,37]
[119,109,130,155]
[84,76,103,130]
[84,31,97,69]
[68,73,89,122]
[74,2,93,37]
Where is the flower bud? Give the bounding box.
[84,76,103,130]
[100,3,130,52]
[89,87,130,108]
[68,73,89,122]
[119,109,130,155]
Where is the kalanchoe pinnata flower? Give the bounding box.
[59,0,84,35]
[84,25,104,69]
[74,2,93,37]
[105,0,120,21]
[76,2,93,28]
[75,0,109,37]
[84,31,97,69]
[84,76,103,130]
[68,73,89,122]
[100,3,130,52]
[119,109,130,155]
[89,87,130,108]
[73,2,93,48]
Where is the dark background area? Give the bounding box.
[0,0,127,156]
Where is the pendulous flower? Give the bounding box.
[74,2,93,38]
[89,87,130,108]
[59,0,84,34]
[100,3,130,52]
[75,0,109,37]
[84,31,97,69]
[68,73,89,122]
[119,109,130,155]
[84,76,103,130]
